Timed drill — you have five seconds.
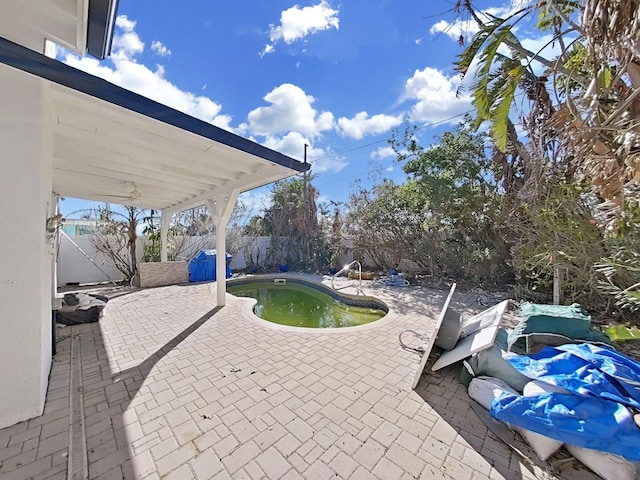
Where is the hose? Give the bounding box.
[379,274,410,287]
[399,329,429,354]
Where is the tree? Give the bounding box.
[390,119,511,282]
[448,0,639,308]
[87,205,148,282]
[454,0,639,230]
[347,179,434,273]
[262,176,325,269]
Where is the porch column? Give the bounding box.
[160,210,172,262]
[205,191,239,306]
[0,64,53,428]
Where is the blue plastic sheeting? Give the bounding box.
[188,250,232,282]
[490,344,640,460]
[492,391,640,459]
[509,344,640,408]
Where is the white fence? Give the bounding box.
[56,234,276,287]
[57,234,129,286]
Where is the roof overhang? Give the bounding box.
[87,0,120,59]
[0,0,118,59]
[0,37,310,214]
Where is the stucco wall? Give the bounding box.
[0,66,52,428]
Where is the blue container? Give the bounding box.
[188,250,232,282]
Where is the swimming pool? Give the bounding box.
[227,277,388,328]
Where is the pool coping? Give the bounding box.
[227,273,399,333]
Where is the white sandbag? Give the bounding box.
[516,380,564,461]
[566,444,638,480]
[468,376,518,410]
[523,379,570,396]
[468,377,564,461]
[515,428,562,462]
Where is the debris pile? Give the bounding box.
[414,285,640,480]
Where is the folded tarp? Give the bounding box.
[507,303,611,353]
[490,343,640,460]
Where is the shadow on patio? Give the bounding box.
[73,298,224,478]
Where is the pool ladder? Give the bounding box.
[331,260,364,295]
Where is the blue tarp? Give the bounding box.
[490,344,640,460]
[188,250,232,282]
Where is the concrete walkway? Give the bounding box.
[0,275,597,480]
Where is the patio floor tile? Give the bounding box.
[0,278,601,479]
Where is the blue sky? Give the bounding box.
[57,0,548,218]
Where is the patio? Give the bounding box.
[0,277,597,480]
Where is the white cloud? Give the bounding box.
[112,15,144,56]
[402,67,472,124]
[370,146,396,160]
[115,15,136,32]
[337,112,403,140]
[430,1,531,42]
[60,15,233,131]
[310,154,348,174]
[260,43,276,58]
[151,40,171,57]
[261,131,311,161]
[263,0,339,54]
[243,83,335,138]
[430,18,479,43]
[237,189,273,215]
[260,132,347,174]
[520,33,575,73]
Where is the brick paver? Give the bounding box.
[0,276,599,479]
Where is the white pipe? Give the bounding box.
[160,210,171,263]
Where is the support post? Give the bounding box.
[0,65,53,427]
[205,191,239,306]
[160,210,172,262]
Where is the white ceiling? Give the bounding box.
[48,81,304,213]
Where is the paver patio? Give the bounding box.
[0,275,598,480]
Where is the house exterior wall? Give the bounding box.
[0,65,53,428]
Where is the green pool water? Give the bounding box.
[227,281,386,328]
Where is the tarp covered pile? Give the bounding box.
[464,302,640,480]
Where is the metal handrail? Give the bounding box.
[330,260,363,295]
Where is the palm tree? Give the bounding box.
[454,0,639,228]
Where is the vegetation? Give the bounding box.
[447,0,639,312]
[244,175,332,271]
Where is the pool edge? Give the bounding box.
[227,274,398,333]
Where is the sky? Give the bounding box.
[56,0,549,219]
